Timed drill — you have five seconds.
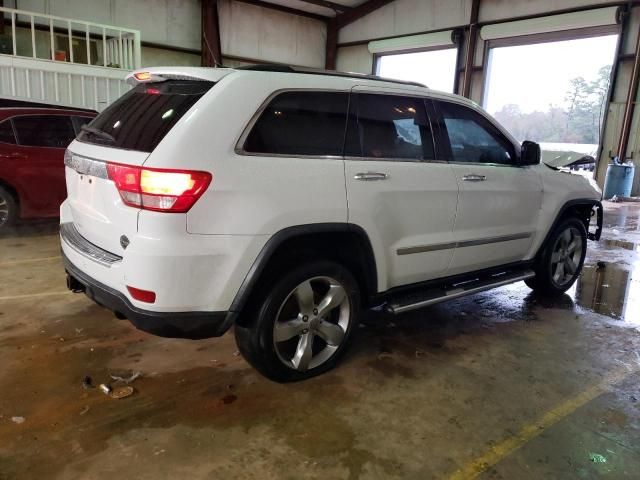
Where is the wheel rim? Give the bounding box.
[273,276,350,372]
[0,194,9,227]
[550,226,583,286]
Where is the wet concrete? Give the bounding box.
[1,204,640,479]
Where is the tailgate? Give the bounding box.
[63,77,216,254]
[64,141,148,254]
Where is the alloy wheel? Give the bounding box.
[0,195,9,227]
[272,276,351,371]
[550,226,583,286]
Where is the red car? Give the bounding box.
[0,104,96,230]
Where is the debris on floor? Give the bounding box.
[589,453,607,463]
[98,383,112,395]
[110,386,135,399]
[110,371,141,384]
[11,416,25,424]
[79,406,90,416]
[98,383,135,399]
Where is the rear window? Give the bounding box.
[77,80,214,153]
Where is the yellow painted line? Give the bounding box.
[447,365,638,480]
[0,255,61,266]
[0,291,71,301]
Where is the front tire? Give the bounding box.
[234,260,360,382]
[0,186,18,232]
[526,217,587,295]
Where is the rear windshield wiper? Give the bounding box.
[81,125,115,143]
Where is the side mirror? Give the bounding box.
[520,140,541,166]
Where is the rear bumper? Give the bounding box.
[63,251,235,339]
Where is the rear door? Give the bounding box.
[66,79,213,253]
[344,87,459,290]
[11,114,76,214]
[431,99,543,275]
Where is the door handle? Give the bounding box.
[463,174,486,182]
[354,172,389,181]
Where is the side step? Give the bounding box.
[385,269,535,315]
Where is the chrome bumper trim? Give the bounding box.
[60,223,122,267]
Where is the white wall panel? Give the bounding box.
[113,0,200,50]
[141,46,200,68]
[339,0,470,44]
[480,7,618,39]
[478,0,621,23]
[218,0,326,68]
[336,44,372,74]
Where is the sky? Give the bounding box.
[376,34,618,114]
[377,48,458,92]
[484,34,619,114]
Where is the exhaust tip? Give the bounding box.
[66,274,85,293]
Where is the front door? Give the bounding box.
[344,87,459,291]
[431,99,543,275]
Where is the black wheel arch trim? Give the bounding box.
[229,223,378,314]
[537,198,602,258]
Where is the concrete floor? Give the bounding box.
[1,203,639,480]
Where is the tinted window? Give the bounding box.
[436,101,516,165]
[244,91,349,156]
[0,120,15,144]
[13,115,75,148]
[71,115,93,134]
[77,80,214,153]
[345,93,434,161]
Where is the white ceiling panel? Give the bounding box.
[254,0,369,18]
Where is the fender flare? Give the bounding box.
[229,223,378,314]
[537,198,603,258]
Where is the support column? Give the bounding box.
[462,0,481,98]
[325,19,338,70]
[202,0,222,67]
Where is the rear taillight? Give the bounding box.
[106,163,211,213]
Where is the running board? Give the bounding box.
[385,269,535,315]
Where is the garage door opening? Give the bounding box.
[376,48,458,93]
[483,34,618,176]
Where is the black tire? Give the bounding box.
[234,260,360,382]
[0,186,18,232]
[525,217,587,295]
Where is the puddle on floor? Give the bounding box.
[596,239,640,252]
[568,263,640,327]
[604,204,640,231]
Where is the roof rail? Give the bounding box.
[236,64,427,88]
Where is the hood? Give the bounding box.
[540,142,598,168]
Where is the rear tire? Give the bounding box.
[526,217,587,295]
[234,260,360,382]
[0,186,18,232]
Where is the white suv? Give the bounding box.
[61,65,603,382]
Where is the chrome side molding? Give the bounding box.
[397,232,533,256]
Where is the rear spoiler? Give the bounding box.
[126,67,234,85]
